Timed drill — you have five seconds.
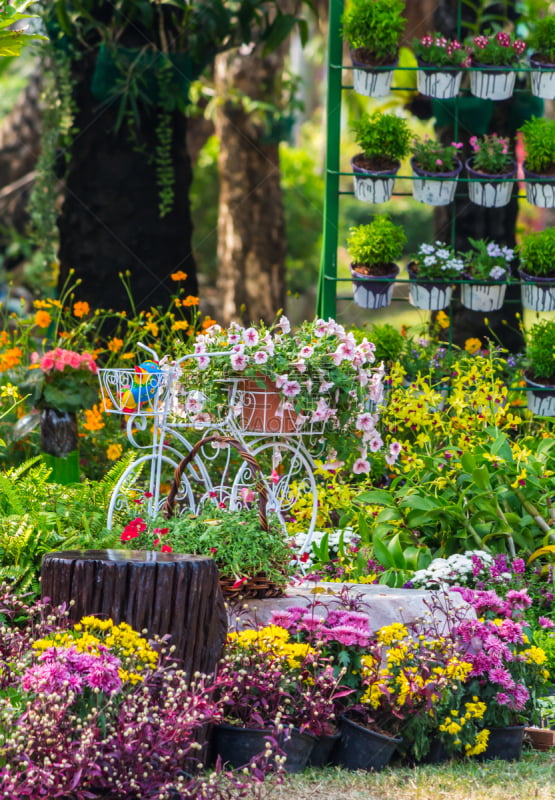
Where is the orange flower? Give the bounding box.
[108,337,123,353]
[73,301,90,318]
[82,404,105,432]
[464,337,482,354]
[33,310,52,329]
[106,443,123,461]
[172,320,189,331]
[170,270,188,281]
[202,316,217,330]
[145,321,159,336]
[436,310,450,329]
[0,347,22,372]
[183,295,199,307]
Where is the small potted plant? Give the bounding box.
[517,226,555,311]
[410,136,464,206]
[466,30,526,100]
[412,32,470,99]
[351,111,412,203]
[407,241,465,310]
[528,16,555,99]
[461,237,514,312]
[518,116,555,208]
[523,319,555,416]
[465,133,517,208]
[342,0,406,98]
[347,215,407,309]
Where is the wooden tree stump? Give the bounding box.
[41,549,228,677]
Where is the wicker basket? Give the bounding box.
[161,434,287,599]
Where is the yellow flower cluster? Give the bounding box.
[33,616,159,684]
[227,625,316,670]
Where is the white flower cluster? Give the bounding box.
[410,550,494,590]
[418,242,464,274]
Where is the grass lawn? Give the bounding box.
[273,751,555,800]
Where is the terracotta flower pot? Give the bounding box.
[235,376,297,433]
[525,726,555,751]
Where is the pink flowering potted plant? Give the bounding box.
[174,315,386,477]
[465,133,517,208]
[466,30,526,100]
[412,32,470,99]
[410,137,464,206]
[19,347,99,481]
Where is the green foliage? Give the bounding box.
[365,323,406,367]
[347,215,407,267]
[519,116,555,173]
[124,505,293,587]
[528,14,555,63]
[0,2,46,57]
[342,0,406,62]
[352,111,412,162]
[518,226,555,277]
[0,460,124,596]
[525,319,555,381]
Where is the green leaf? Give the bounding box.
[357,489,392,506]
[472,466,491,491]
[387,533,406,570]
[461,453,476,472]
[372,533,394,569]
[399,495,440,512]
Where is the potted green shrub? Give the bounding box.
[412,32,470,99]
[518,116,555,208]
[528,16,555,99]
[347,215,407,309]
[407,241,465,310]
[410,136,464,206]
[517,226,555,311]
[351,111,412,203]
[465,133,517,208]
[466,30,526,100]
[461,238,514,312]
[342,0,406,98]
[523,319,555,416]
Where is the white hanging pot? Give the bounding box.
[410,157,462,206]
[460,280,507,312]
[525,375,555,417]
[416,61,462,99]
[522,164,555,208]
[529,56,555,100]
[407,267,453,310]
[519,269,555,312]
[465,157,517,208]
[350,51,397,98]
[469,64,516,100]
[351,155,400,204]
[350,263,399,309]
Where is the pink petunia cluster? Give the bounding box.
[31,347,98,375]
[21,645,122,697]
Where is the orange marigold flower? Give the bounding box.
[170,270,188,281]
[0,331,8,345]
[108,337,124,353]
[183,295,199,307]
[82,404,105,432]
[464,337,482,354]
[0,347,22,372]
[73,301,90,318]
[34,310,52,329]
[202,316,217,329]
[106,443,123,461]
[436,310,450,329]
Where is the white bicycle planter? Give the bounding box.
[98,344,321,554]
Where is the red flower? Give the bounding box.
[120,517,147,541]
[231,577,248,590]
[152,527,169,536]
[161,544,173,553]
[209,547,218,555]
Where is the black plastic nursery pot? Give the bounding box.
[477,725,525,762]
[333,715,402,771]
[211,725,315,773]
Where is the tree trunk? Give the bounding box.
[57,52,198,316]
[214,48,287,326]
[41,550,228,677]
